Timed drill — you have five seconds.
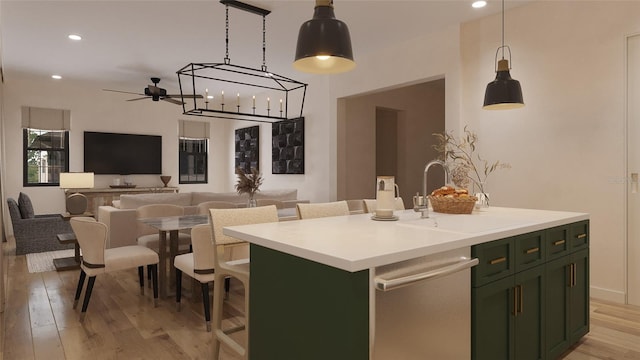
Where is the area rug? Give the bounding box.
[26,249,75,273]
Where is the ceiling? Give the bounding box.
[1,0,529,97]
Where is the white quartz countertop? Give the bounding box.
[223,207,589,272]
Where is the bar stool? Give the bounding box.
[208,205,279,360]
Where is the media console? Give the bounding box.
[64,187,179,216]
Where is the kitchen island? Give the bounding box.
[224,207,589,360]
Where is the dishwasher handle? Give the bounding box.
[375,257,479,292]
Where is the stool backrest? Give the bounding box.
[296,201,350,219]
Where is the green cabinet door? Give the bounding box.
[545,248,590,359]
[569,249,590,343]
[472,275,515,360]
[545,255,571,359]
[514,265,545,360]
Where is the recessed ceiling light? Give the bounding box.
[472,1,487,8]
[68,34,82,41]
[51,75,62,80]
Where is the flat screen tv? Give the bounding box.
[84,131,162,175]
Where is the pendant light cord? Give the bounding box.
[262,15,267,72]
[501,0,505,59]
[225,4,230,64]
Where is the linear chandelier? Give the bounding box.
[177,0,308,124]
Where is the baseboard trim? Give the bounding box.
[590,285,626,304]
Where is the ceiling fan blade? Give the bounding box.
[127,97,150,101]
[166,94,204,99]
[162,97,184,105]
[103,89,145,96]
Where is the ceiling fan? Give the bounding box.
[103,77,202,105]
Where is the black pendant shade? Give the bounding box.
[294,0,355,74]
[483,0,524,110]
[483,59,524,110]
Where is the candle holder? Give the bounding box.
[205,100,209,110]
[237,105,240,113]
[252,106,256,115]
[221,103,225,112]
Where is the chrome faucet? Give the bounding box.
[414,160,450,218]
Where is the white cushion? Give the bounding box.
[82,245,158,276]
[174,253,215,283]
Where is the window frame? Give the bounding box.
[178,137,208,184]
[23,128,70,187]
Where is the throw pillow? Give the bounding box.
[18,192,35,219]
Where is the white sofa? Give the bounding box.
[98,189,307,248]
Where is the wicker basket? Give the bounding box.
[428,195,478,214]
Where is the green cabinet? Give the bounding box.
[472,255,545,360]
[545,248,589,359]
[472,221,589,360]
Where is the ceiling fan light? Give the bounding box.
[483,59,524,110]
[293,0,355,74]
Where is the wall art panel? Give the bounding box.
[235,125,259,173]
[272,117,304,174]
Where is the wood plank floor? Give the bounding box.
[2,249,245,360]
[3,247,640,360]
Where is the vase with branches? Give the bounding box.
[235,167,263,207]
[432,126,510,206]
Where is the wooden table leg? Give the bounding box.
[169,230,178,291]
[159,230,167,299]
[54,233,82,271]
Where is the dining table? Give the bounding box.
[137,207,298,298]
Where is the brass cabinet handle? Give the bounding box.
[568,263,577,287]
[577,234,587,239]
[513,286,517,316]
[490,256,507,265]
[525,247,540,254]
[553,239,566,246]
[518,285,523,314]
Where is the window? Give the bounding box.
[23,128,69,186]
[179,138,208,184]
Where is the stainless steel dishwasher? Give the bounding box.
[371,247,478,359]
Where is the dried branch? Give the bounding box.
[235,167,263,198]
[432,125,510,195]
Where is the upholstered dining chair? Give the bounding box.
[70,217,159,321]
[197,201,239,214]
[136,204,192,253]
[255,199,285,209]
[362,198,406,213]
[345,199,365,215]
[209,205,279,360]
[174,224,216,331]
[296,201,350,220]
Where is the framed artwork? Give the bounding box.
[272,117,304,174]
[235,125,259,173]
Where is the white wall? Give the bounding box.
[459,1,640,302]
[2,73,331,223]
[327,24,463,200]
[325,1,637,302]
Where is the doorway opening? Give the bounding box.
[336,78,446,207]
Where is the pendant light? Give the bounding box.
[483,0,524,110]
[294,0,355,74]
